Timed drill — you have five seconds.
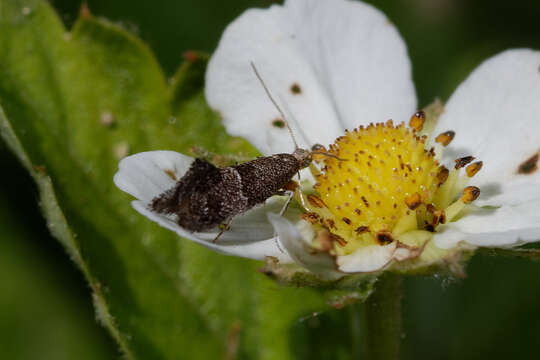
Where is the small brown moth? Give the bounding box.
[150,63,336,238]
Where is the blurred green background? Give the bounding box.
[2,0,540,358]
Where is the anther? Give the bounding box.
[432,209,446,226]
[435,131,455,146]
[437,166,449,184]
[307,194,326,208]
[311,144,327,152]
[326,219,336,229]
[330,232,347,246]
[301,212,320,224]
[375,231,394,245]
[405,192,422,210]
[455,156,475,169]
[355,226,369,234]
[466,161,483,177]
[409,111,426,132]
[361,196,370,207]
[461,186,481,204]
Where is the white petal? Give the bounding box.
[434,200,540,248]
[206,0,416,155]
[133,200,292,262]
[336,243,397,273]
[267,213,343,279]
[113,151,193,203]
[434,49,540,205]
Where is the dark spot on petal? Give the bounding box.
[517,153,539,174]
[164,169,177,181]
[272,118,286,128]
[290,83,302,95]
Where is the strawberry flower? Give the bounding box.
[115,0,540,278]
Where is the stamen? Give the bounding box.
[355,226,369,234]
[461,186,481,204]
[432,209,446,226]
[466,161,483,177]
[435,131,455,146]
[307,194,326,208]
[405,192,423,210]
[409,111,426,132]
[376,231,394,245]
[455,156,475,169]
[331,232,348,246]
[437,166,450,184]
[301,212,320,224]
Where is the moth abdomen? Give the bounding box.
[151,158,249,232]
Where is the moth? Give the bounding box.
[150,63,335,237]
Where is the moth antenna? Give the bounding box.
[312,151,349,162]
[250,61,299,150]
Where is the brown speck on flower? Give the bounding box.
[290,83,302,94]
[164,169,177,181]
[272,118,286,128]
[517,153,539,174]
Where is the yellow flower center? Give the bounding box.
[302,115,481,257]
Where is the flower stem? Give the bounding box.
[363,273,403,360]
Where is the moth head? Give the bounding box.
[292,148,312,169]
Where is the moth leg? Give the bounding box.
[292,173,310,212]
[279,191,295,216]
[213,220,232,243]
[274,180,298,215]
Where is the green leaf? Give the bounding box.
[0,1,368,359]
[0,148,116,360]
